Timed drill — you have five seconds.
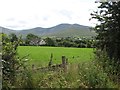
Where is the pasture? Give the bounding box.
[18,46,94,67]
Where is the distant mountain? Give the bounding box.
[0,24,96,38]
[0,27,18,35]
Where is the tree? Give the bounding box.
[25,33,40,45]
[9,33,18,43]
[26,33,38,40]
[91,1,120,84]
[45,37,55,46]
[91,1,120,62]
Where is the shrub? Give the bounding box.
[94,50,120,87]
[77,61,116,88]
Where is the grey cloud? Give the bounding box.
[43,16,49,21]
[6,18,16,21]
[6,24,26,30]
[58,10,73,19]
[18,20,27,24]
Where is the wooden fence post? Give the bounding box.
[48,53,53,67]
[66,58,68,65]
[32,64,35,70]
[62,56,67,72]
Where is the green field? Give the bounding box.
[18,46,94,67]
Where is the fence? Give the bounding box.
[32,55,68,73]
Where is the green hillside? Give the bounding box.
[0,24,96,38]
[47,28,96,38]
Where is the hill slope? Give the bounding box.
[0,24,96,38]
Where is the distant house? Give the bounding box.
[30,38,46,46]
[29,38,39,45]
[39,39,46,45]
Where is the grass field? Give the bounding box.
[18,46,94,67]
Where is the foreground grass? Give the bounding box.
[18,46,94,67]
[14,60,117,88]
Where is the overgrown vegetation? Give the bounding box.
[91,1,120,87]
[11,61,120,88]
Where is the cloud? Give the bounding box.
[6,18,16,22]
[0,0,99,30]
[58,10,73,19]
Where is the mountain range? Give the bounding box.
[0,23,96,38]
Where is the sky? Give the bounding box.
[0,0,100,30]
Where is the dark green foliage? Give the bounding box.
[2,33,32,88]
[55,37,95,48]
[9,33,18,43]
[91,1,120,62]
[91,1,120,85]
[26,33,38,40]
[2,33,19,86]
[45,37,56,46]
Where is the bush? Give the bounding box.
[94,50,120,87]
[77,61,115,88]
[2,33,33,89]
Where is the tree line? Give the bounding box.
[8,33,95,48]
